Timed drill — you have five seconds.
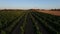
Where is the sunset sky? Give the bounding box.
[0,0,60,9]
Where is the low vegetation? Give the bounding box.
[0,9,60,34]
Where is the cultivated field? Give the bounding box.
[0,9,60,34]
[36,10,60,16]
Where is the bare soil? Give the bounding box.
[36,10,60,16]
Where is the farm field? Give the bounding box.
[36,10,60,16]
[0,10,60,34]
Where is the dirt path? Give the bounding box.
[24,13,35,34]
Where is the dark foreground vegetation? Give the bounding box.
[0,9,60,34]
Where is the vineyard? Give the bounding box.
[0,10,60,34]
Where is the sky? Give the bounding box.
[0,0,60,9]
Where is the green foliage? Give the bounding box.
[0,10,60,34]
[1,30,6,34]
